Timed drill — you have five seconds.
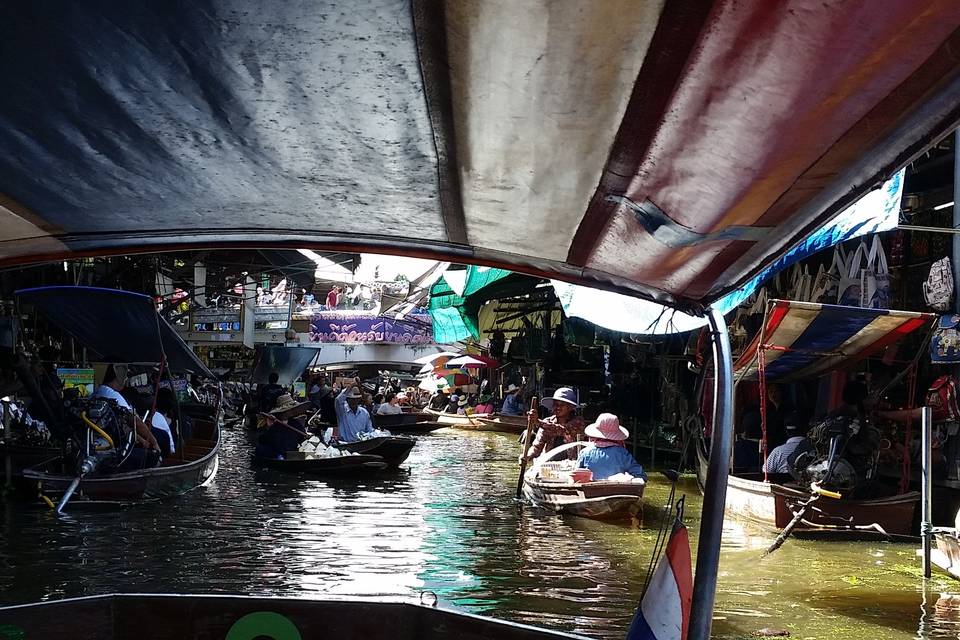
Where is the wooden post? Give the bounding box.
[515,396,539,500]
[922,405,933,578]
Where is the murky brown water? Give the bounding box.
[0,428,955,638]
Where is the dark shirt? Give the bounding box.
[733,438,760,473]
[765,403,789,450]
[259,384,284,412]
[255,417,305,459]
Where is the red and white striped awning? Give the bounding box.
[1,2,959,311]
[734,300,935,382]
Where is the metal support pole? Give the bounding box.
[689,306,734,640]
[922,405,933,579]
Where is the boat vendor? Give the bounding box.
[259,371,285,413]
[334,380,377,443]
[501,383,523,416]
[475,393,495,415]
[522,387,585,461]
[255,393,311,459]
[763,411,815,475]
[428,385,448,410]
[94,364,161,454]
[576,413,647,481]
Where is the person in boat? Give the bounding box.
[149,387,178,457]
[371,393,384,415]
[255,393,311,459]
[334,381,377,443]
[762,383,790,450]
[377,392,403,415]
[501,383,523,416]
[259,371,285,413]
[733,410,762,473]
[474,393,495,415]
[444,393,460,414]
[523,387,586,461]
[763,411,815,475]
[576,413,647,481]
[456,395,469,415]
[428,385,448,410]
[93,364,161,462]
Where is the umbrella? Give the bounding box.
[418,357,454,374]
[445,355,487,368]
[413,351,460,365]
[418,375,449,391]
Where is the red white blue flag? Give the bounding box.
[626,524,692,640]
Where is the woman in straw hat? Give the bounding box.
[523,387,586,462]
[255,393,311,459]
[575,413,646,481]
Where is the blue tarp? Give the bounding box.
[16,286,215,378]
[251,345,320,385]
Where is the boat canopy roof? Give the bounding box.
[16,286,215,378]
[1,3,960,312]
[734,300,935,382]
[251,346,319,386]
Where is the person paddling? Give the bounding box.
[522,388,585,461]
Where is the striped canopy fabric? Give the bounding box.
[1,3,960,312]
[734,300,934,382]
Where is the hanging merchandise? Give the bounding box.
[888,230,906,267]
[931,314,960,363]
[815,244,848,304]
[925,375,960,422]
[746,287,768,316]
[923,256,955,311]
[859,235,890,309]
[787,263,812,302]
[838,241,867,306]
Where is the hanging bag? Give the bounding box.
[809,263,829,303]
[924,256,955,311]
[838,241,867,306]
[818,244,848,304]
[926,375,960,421]
[859,235,890,309]
[931,314,960,364]
[788,264,813,302]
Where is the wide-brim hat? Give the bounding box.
[458,396,469,407]
[479,393,492,403]
[584,413,629,441]
[541,387,579,412]
[346,387,363,399]
[505,383,519,394]
[270,393,311,417]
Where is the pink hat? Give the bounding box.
[584,413,629,441]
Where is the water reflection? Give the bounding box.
[0,428,957,639]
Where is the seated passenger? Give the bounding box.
[576,413,647,481]
[501,384,523,416]
[474,394,495,415]
[763,411,815,475]
[149,388,178,457]
[94,364,161,465]
[456,395,470,415]
[732,411,762,473]
[377,392,403,415]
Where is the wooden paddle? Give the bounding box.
[259,412,311,440]
[515,396,539,500]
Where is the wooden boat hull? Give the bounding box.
[422,408,520,432]
[255,454,387,475]
[336,436,416,469]
[1,443,61,481]
[522,474,645,519]
[0,593,584,639]
[933,528,960,580]
[22,414,221,506]
[695,444,919,537]
[472,415,528,434]
[373,411,445,434]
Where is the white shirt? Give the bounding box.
[94,384,132,410]
[150,412,176,453]
[377,402,402,415]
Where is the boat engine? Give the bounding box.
[61,394,137,475]
[796,413,881,495]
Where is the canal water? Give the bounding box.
[0,428,957,639]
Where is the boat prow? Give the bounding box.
[0,593,586,639]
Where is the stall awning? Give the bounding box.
[16,286,215,378]
[0,3,958,312]
[734,300,935,382]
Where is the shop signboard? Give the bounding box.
[308,312,433,344]
[58,368,95,396]
[293,381,306,398]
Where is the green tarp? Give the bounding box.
[428,267,512,343]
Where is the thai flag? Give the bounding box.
[626,524,693,640]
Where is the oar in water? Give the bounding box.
[515,396,539,500]
[763,483,841,556]
[259,413,311,439]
